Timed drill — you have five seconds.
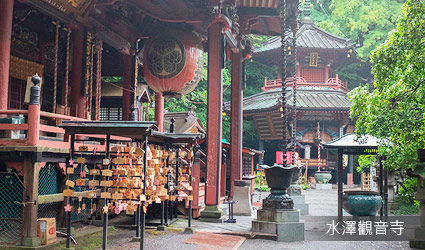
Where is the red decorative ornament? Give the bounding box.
[143,29,204,97]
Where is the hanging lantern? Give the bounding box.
[143,29,204,97]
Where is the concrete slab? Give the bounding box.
[233,185,253,216]
[277,222,305,242]
[252,220,305,242]
[291,195,305,204]
[316,183,333,190]
[252,220,277,234]
[294,203,309,215]
[256,209,299,223]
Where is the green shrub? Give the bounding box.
[257,185,270,192]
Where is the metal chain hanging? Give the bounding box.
[89,43,94,116]
[133,43,139,112]
[52,20,60,113]
[95,41,103,120]
[279,0,288,165]
[292,2,299,154]
[64,26,72,115]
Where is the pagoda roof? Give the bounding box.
[225,87,351,114]
[255,22,355,54]
[163,110,206,134]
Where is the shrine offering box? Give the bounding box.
[37,218,56,245]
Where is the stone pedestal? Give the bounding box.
[252,199,304,242]
[316,183,332,190]
[199,205,225,223]
[233,180,253,216]
[22,237,41,247]
[288,185,309,215]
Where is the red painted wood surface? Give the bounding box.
[143,29,204,96]
[70,28,86,118]
[0,0,13,110]
[154,93,164,132]
[230,51,243,197]
[122,54,133,120]
[192,162,201,217]
[27,104,40,146]
[205,23,223,206]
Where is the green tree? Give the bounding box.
[348,0,425,173]
[309,0,405,60]
[303,0,405,90]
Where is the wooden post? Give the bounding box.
[27,75,41,146]
[154,93,164,132]
[192,146,201,218]
[337,148,343,223]
[122,54,133,121]
[22,157,41,246]
[325,64,329,82]
[230,50,243,197]
[205,22,223,206]
[201,21,224,220]
[70,29,86,118]
[296,64,301,78]
[0,0,13,111]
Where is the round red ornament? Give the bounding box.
[143,29,204,97]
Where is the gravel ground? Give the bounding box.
[82,228,195,250]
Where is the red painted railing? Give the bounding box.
[0,109,130,150]
[262,75,348,92]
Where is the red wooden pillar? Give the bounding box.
[325,64,329,82]
[296,64,301,78]
[230,50,243,197]
[122,54,132,120]
[154,93,164,132]
[70,29,86,118]
[192,159,201,218]
[202,22,223,216]
[22,76,41,247]
[0,0,13,111]
[27,102,40,146]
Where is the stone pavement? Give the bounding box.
[170,186,349,233]
[62,187,411,249]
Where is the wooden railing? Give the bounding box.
[262,75,349,92]
[0,109,130,150]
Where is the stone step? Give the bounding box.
[294,203,309,215]
[252,220,304,242]
[291,195,305,204]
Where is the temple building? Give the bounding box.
[0,0,299,246]
[231,1,357,174]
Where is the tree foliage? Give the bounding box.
[348,0,425,172]
[308,0,405,60]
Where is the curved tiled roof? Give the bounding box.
[255,22,355,53]
[224,87,352,114]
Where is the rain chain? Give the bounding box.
[64,26,72,114]
[279,0,288,165]
[95,41,103,120]
[52,20,60,113]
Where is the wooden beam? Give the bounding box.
[267,115,277,137]
[38,189,102,204]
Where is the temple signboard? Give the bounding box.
[36,0,94,18]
